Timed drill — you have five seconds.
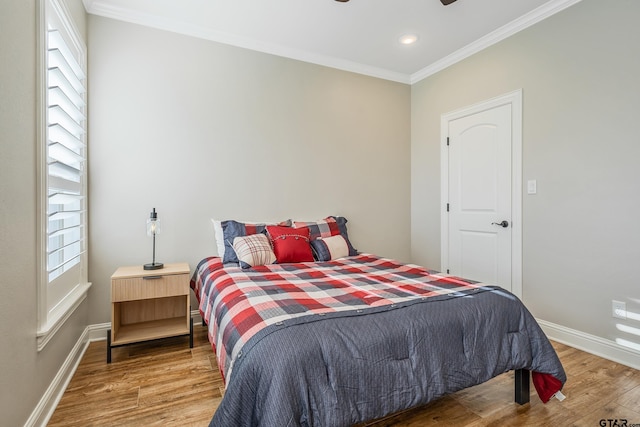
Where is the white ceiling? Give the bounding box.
[83,0,581,84]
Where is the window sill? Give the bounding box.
[37,282,92,351]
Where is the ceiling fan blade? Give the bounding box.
[441,0,457,5]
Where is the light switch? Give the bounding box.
[527,180,537,195]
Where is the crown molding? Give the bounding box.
[82,0,411,84]
[410,0,584,84]
[83,0,582,86]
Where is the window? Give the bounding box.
[37,0,91,350]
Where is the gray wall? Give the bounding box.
[411,0,640,345]
[87,16,411,325]
[0,1,89,426]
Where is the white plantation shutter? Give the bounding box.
[38,0,90,350]
[47,27,86,283]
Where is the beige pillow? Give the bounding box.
[232,233,276,268]
[310,234,350,261]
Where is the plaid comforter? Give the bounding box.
[191,254,487,383]
[192,254,566,426]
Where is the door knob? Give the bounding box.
[491,220,509,228]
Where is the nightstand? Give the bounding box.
[107,262,192,363]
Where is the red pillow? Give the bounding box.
[266,225,314,263]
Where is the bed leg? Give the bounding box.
[515,368,530,405]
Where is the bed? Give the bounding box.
[191,244,566,426]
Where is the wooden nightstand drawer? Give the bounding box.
[112,273,188,302]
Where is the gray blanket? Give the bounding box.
[209,286,565,427]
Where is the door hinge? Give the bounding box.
[446,203,449,212]
[447,269,450,274]
[446,137,450,146]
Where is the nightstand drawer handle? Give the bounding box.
[143,275,163,280]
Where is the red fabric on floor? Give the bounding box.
[532,371,563,403]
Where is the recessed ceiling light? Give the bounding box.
[399,34,419,45]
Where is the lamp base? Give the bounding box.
[143,262,164,270]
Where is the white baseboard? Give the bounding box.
[88,322,111,341]
[25,326,91,427]
[538,318,640,370]
[191,309,203,325]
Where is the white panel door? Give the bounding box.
[447,103,512,289]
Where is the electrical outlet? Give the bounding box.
[612,300,627,319]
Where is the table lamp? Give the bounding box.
[144,208,164,270]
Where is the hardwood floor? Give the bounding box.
[48,324,640,426]
[48,326,223,427]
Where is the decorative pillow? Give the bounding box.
[211,219,225,258]
[232,233,276,269]
[221,219,292,264]
[293,216,341,241]
[266,225,314,263]
[310,234,350,261]
[330,215,358,256]
[294,216,357,256]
